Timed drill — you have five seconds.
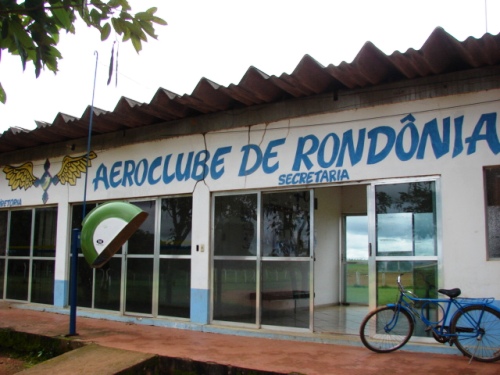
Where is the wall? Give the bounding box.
[1,89,500,304]
[313,186,340,306]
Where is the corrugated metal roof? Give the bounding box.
[1,27,500,154]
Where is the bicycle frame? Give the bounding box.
[360,274,500,362]
[388,275,498,343]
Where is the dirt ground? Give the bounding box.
[0,352,28,375]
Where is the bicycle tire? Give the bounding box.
[450,305,500,362]
[359,306,414,353]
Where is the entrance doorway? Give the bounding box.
[313,185,369,335]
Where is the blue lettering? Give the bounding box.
[93,163,109,190]
[277,169,350,185]
[192,150,210,181]
[465,113,500,154]
[148,157,162,185]
[239,144,262,176]
[176,152,194,181]
[417,118,450,159]
[122,160,135,187]
[162,155,175,184]
[263,138,286,174]
[336,129,366,167]
[292,135,319,171]
[211,146,232,180]
[329,170,336,182]
[318,133,340,168]
[110,161,122,188]
[134,159,148,186]
[453,116,464,158]
[367,126,395,164]
[395,115,419,161]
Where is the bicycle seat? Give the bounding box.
[438,288,461,298]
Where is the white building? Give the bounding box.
[1,27,499,347]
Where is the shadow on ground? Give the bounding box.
[0,328,295,375]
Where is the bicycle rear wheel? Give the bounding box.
[360,306,414,353]
[450,305,500,362]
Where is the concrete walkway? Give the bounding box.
[1,302,499,374]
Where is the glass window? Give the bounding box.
[0,211,5,298]
[485,166,500,259]
[94,257,121,311]
[376,261,438,337]
[213,259,256,323]
[125,258,154,314]
[159,196,192,318]
[0,259,4,298]
[261,260,310,328]
[160,197,192,255]
[70,203,97,308]
[214,194,257,256]
[33,207,57,257]
[128,201,155,255]
[159,259,190,318]
[8,210,32,256]
[6,259,29,300]
[376,182,437,257]
[31,259,55,304]
[74,256,93,308]
[4,207,57,303]
[0,211,7,256]
[262,191,310,257]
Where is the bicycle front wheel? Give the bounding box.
[360,306,414,353]
[450,305,500,362]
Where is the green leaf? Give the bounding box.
[48,45,62,59]
[139,20,156,39]
[101,22,111,41]
[151,16,167,26]
[130,35,141,52]
[90,8,102,26]
[9,19,35,49]
[0,82,6,104]
[51,4,73,30]
[135,11,152,21]
[111,18,123,34]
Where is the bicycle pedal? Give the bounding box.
[425,326,432,332]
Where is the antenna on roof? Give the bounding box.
[485,0,489,33]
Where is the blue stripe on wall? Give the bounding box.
[54,279,68,307]
[190,288,209,324]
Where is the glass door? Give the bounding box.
[261,190,313,330]
[212,193,258,324]
[212,190,314,330]
[369,179,440,338]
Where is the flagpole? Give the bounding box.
[69,51,98,336]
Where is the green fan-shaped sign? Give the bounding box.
[81,202,148,268]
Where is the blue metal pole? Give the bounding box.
[69,228,80,335]
[68,51,98,336]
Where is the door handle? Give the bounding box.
[369,243,372,257]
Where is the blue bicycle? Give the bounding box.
[359,274,500,362]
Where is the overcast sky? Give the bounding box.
[1,0,499,132]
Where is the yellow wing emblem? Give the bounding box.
[3,162,38,190]
[56,151,97,185]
